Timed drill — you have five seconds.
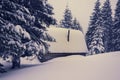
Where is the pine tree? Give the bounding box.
[0,0,55,68]
[72,18,83,31]
[86,0,101,54]
[89,25,105,54]
[86,0,113,54]
[9,0,56,27]
[0,22,31,68]
[112,0,120,51]
[0,0,33,62]
[101,0,113,52]
[89,12,106,54]
[0,0,34,26]
[60,6,73,29]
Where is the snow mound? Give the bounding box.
[47,27,88,53]
[1,52,120,80]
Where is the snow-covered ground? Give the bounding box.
[47,27,88,53]
[0,52,120,80]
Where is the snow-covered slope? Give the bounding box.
[1,52,120,80]
[47,27,88,53]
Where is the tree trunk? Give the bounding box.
[11,55,20,69]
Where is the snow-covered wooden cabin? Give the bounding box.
[47,26,88,56]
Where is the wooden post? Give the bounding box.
[67,29,70,42]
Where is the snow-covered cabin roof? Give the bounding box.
[47,26,88,53]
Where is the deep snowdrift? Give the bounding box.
[0,52,120,80]
[47,27,88,53]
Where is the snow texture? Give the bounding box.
[0,52,120,80]
[47,27,88,53]
[15,25,31,40]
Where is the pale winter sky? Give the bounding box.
[48,0,117,33]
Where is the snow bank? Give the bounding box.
[47,27,88,53]
[1,52,120,80]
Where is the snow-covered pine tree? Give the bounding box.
[24,0,56,55]
[26,0,56,28]
[0,0,33,67]
[8,0,54,51]
[60,5,73,29]
[112,0,120,51]
[86,0,101,54]
[89,25,105,54]
[0,0,34,27]
[88,13,106,54]
[101,0,113,52]
[72,18,83,32]
[0,0,56,68]
[0,21,31,68]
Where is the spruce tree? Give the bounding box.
[0,0,55,67]
[89,12,106,54]
[0,0,33,62]
[89,25,105,54]
[60,6,73,29]
[112,0,120,51]
[86,0,101,54]
[101,0,113,52]
[0,21,31,68]
[72,18,83,31]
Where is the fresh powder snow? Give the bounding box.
[0,52,120,80]
[47,27,88,53]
